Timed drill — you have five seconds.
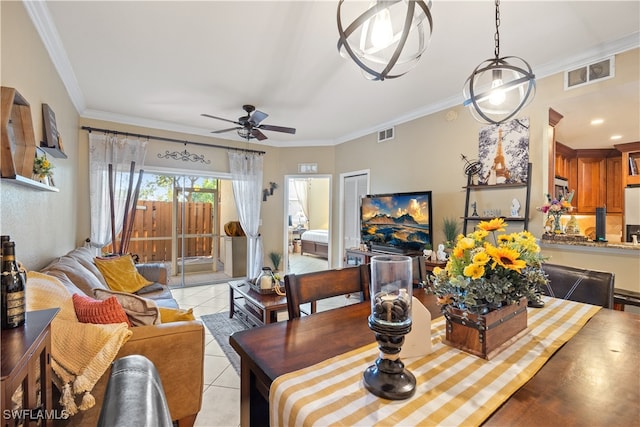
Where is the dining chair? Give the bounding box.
[541,263,615,309]
[284,264,371,319]
[412,256,428,288]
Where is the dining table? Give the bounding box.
[229,288,640,427]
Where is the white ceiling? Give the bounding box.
[27,1,640,148]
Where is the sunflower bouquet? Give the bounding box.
[431,218,548,313]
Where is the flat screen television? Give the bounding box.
[360,190,433,254]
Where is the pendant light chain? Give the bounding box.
[494,0,501,59]
[462,0,536,124]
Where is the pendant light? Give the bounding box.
[463,0,535,124]
[337,0,433,81]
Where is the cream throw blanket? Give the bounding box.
[26,271,132,415]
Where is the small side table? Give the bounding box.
[1,308,59,426]
[228,280,288,327]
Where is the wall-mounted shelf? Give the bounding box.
[39,144,67,159]
[1,87,36,178]
[463,216,526,222]
[1,175,59,192]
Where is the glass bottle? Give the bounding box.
[0,235,10,264]
[1,241,26,329]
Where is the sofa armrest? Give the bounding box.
[136,263,168,285]
[117,321,204,422]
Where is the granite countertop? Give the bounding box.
[540,234,640,251]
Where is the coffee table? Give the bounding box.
[228,280,288,327]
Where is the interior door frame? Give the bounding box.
[283,174,332,273]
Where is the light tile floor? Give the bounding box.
[170,253,329,426]
[171,283,240,427]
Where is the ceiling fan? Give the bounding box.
[201,104,296,141]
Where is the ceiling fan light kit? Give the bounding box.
[201,104,296,142]
[462,0,536,125]
[337,0,433,81]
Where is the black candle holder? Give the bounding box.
[363,255,416,400]
[363,316,416,400]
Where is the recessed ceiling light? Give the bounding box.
[610,135,622,140]
[590,118,604,125]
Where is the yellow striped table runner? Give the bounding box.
[270,297,601,426]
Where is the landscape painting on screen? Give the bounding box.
[360,191,432,253]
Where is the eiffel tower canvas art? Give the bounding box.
[477,117,530,185]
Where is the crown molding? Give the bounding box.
[23,0,86,114]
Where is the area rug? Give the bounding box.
[200,312,248,375]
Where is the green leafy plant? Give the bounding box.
[268,251,282,271]
[442,217,461,248]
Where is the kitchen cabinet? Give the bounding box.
[574,149,621,214]
[615,141,640,187]
[554,142,577,189]
[606,156,623,213]
[576,156,607,213]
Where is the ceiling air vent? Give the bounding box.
[565,56,614,90]
[378,127,394,143]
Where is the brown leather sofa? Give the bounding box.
[41,247,204,427]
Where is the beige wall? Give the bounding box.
[1,2,79,270]
[2,1,638,287]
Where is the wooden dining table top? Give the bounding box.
[229,289,640,426]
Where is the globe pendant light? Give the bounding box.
[463,0,535,124]
[337,0,433,81]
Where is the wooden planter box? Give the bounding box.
[443,297,528,360]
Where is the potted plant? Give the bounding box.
[431,218,548,358]
[442,217,461,249]
[268,251,282,272]
[32,154,54,184]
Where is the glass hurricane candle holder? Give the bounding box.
[363,255,416,400]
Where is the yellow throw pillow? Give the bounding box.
[94,255,152,293]
[159,307,195,323]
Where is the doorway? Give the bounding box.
[283,175,331,274]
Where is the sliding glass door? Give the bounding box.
[127,171,227,287]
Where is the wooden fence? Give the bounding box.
[105,200,214,263]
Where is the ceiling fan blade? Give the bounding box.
[251,129,268,141]
[201,113,240,125]
[211,127,241,134]
[249,110,268,126]
[259,124,296,134]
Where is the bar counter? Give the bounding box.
[540,235,640,294]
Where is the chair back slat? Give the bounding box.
[284,264,370,319]
[412,256,428,287]
[541,263,615,309]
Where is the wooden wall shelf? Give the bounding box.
[1,87,37,179]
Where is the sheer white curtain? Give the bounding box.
[294,179,309,225]
[89,133,147,251]
[228,151,264,279]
